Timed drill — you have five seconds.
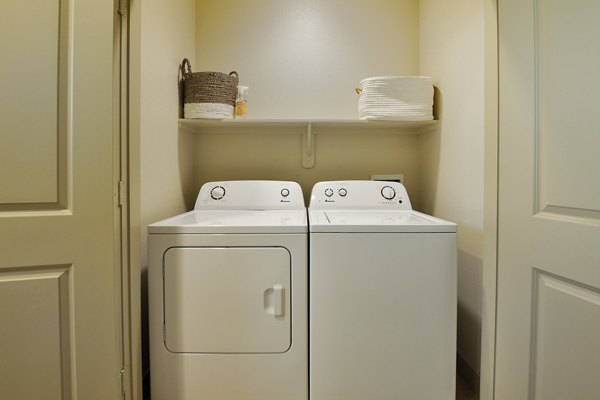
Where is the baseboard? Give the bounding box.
[457,354,480,398]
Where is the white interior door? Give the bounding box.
[496,0,600,399]
[0,0,121,399]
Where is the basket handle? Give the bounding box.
[229,71,239,79]
[180,58,192,80]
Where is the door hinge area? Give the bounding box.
[115,0,128,16]
[120,368,128,400]
[118,180,127,207]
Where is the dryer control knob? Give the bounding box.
[338,188,347,197]
[325,188,334,197]
[381,186,396,200]
[210,186,226,200]
[281,188,290,197]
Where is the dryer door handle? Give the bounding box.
[273,285,284,317]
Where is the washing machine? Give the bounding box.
[148,181,308,400]
[308,180,457,400]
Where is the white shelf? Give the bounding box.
[178,118,439,168]
[179,118,438,133]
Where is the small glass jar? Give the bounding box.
[235,86,249,118]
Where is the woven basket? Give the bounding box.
[180,58,239,119]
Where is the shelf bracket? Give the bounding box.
[302,122,315,168]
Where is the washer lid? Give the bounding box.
[308,209,456,233]
[149,209,308,234]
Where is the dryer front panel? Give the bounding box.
[163,247,291,354]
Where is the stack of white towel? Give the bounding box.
[357,76,434,121]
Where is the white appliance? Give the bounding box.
[148,181,308,400]
[308,180,457,400]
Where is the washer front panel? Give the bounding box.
[309,232,457,400]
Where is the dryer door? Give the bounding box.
[163,247,291,353]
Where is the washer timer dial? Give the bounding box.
[380,186,396,200]
[324,188,334,197]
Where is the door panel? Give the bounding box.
[532,271,600,400]
[537,0,600,215]
[0,0,69,208]
[496,0,600,398]
[0,0,121,398]
[0,266,71,400]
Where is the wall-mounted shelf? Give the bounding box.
[179,118,437,131]
[178,118,439,168]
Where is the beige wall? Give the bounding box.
[138,0,197,378]
[419,0,484,376]
[191,5,486,374]
[140,0,197,247]
[136,0,486,388]
[195,0,419,119]
[193,129,422,207]
[192,0,423,204]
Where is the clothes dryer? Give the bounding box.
[309,180,456,400]
[149,181,307,400]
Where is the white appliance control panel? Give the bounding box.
[210,186,226,200]
[309,181,412,210]
[195,180,305,210]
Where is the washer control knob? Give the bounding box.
[281,188,290,197]
[324,188,334,197]
[210,185,226,200]
[381,186,396,200]
[338,188,347,197]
